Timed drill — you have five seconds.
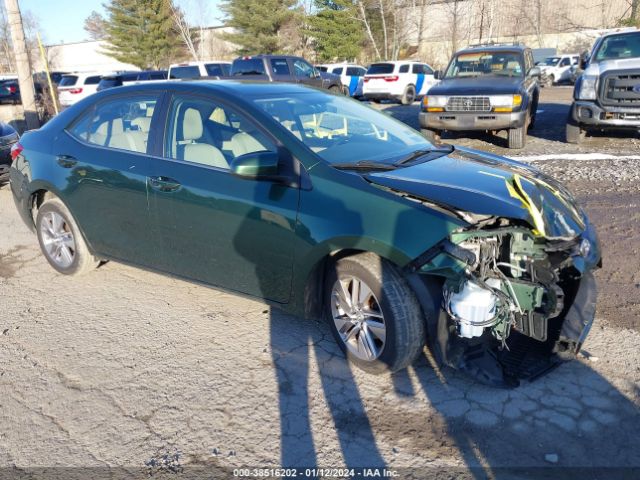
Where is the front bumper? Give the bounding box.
[572,100,640,129]
[420,109,527,131]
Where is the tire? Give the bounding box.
[547,74,555,87]
[36,197,99,276]
[325,252,426,374]
[421,128,441,144]
[507,116,528,149]
[401,85,416,105]
[329,85,342,94]
[566,121,586,144]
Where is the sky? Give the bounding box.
[19,0,224,45]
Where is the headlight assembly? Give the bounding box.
[578,76,597,100]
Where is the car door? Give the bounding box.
[344,66,364,96]
[147,93,299,303]
[292,58,323,88]
[269,57,293,83]
[414,63,438,96]
[558,57,571,81]
[55,92,162,265]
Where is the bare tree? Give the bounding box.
[354,0,382,60]
[171,3,199,61]
[84,10,106,41]
[4,0,38,129]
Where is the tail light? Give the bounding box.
[69,88,83,94]
[384,76,399,82]
[7,85,16,94]
[10,142,23,162]
[363,77,370,83]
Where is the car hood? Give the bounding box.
[428,76,524,95]
[585,56,640,75]
[365,147,586,239]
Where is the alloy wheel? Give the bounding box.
[40,211,76,269]
[331,276,386,361]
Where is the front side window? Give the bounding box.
[411,64,423,74]
[399,64,410,73]
[560,58,571,67]
[165,95,276,170]
[253,91,431,166]
[293,59,315,78]
[332,67,344,75]
[68,94,159,154]
[445,51,524,78]
[594,32,640,62]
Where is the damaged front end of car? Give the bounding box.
[369,152,602,387]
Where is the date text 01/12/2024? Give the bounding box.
[233,468,398,478]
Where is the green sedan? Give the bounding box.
[9,81,601,387]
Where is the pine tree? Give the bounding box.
[103,0,183,69]
[220,0,298,55]
[307,0,363,62]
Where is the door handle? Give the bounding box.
[56,155,77,168]
[148,176,182,192]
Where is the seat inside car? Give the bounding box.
[180,107,228,168]
[90,118,147,153]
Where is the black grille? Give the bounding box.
[600,69,640,107]
[446,96,491,112]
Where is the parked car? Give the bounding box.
[362,61,438,105]
[97,70,168,91]
[567,28,640,143]
[316,63,367,97]
[57,72,104,107]
[537,54,579,86]
[420,44,541,149]
[0,80,20,104]
[33,71,69,86]
[230,55,345,93]
[168,61,231,79]
[0,122,19,183]
[9,81,601,386]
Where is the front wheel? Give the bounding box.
[36,197,99,275]
[507,117,528,149]
[325,252,426,374]
[401,85,416,105]
[566,121,586,144]
[421,128,441,143]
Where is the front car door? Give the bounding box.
[292,58,323,88]
[147,93,300,303]
[56,92,163,265]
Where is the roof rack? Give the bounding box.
[466,41,525,48]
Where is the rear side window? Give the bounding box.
[98,78,121,89]
[205,64,225,76]
[332,67,344,75]
[59,76,78,86]
[150,71,167,80]
[170,66,201,79]
[367,63,394,75]
[270,59,291,76]
[231,58,266,75]
[85,76,101,85]
[399,64,410,73]
[68,94,160,154]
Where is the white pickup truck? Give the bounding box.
[567,29,640,143]
[537,54,579,85]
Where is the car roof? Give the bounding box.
[456,44,528,55]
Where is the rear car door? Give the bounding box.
[269,57,293,82]
[147,93,299,303]
[56,92,163,265]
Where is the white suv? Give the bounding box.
[316,63,367,97]
[168,61,231,79]
[363,61,438,105]
[537,54,579,85]
[58,72,104,107]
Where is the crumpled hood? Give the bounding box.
[365,147,586,239]
[585,56,640,76]
[428,76,524,95]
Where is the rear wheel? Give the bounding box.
[325,252,426,374]
[421,128,441,143]
[36,197,99,275]
[401,85,416,105]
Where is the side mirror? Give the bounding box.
[230,151,279,179]
[434,70,443,80]
[579,51,589,70]
[528,66,541,78]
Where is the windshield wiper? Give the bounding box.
[332,160,397,171]
[394,145,454,166]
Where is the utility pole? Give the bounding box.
[4,0,39,130]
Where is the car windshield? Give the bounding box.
[539,56,560,66]
[445,51,524,78]
[169,66,201,79]
[593,32,640,62]
[252,91,433,166]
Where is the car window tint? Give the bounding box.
[69,95,159,154]
[345,67,358,76]
[560,58,570,67]
[205,64,224,76]
[332,67,344,75]
[85,76,101,85]
[399,64,410,73]
[270,58,291,76]
[165,95,276,170]
[367,63,394,74]
[170,66,201,79]
[424,64,434,74]
[59,75,78,86]
[411,64,423,74]
[293,59,315,78]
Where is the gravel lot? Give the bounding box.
[1,87,639,478]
